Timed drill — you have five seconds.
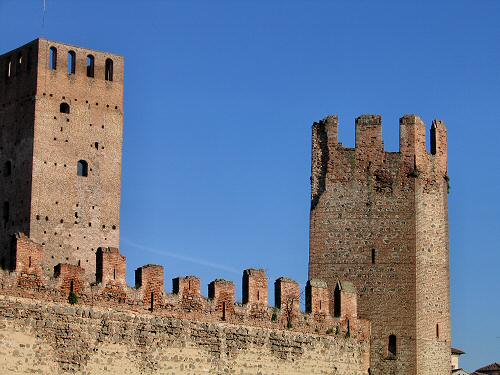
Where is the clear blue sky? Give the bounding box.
[1,1,499,371]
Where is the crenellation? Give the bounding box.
[135,264,164,308]
[242,268,268,307]
[305,278,330,318]
[274,277,300,316]
[355,114,384,156]
[95,246,126,287]
[53,263,85,295]
[208,279,236,320]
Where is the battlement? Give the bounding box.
[311,114,448,208]
[312,114,447,168]
[0,233,370,340]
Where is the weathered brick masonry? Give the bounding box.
[1,39,452,374]
[0,235,370,374]
[309,115,451,375]
[0,39,123,280]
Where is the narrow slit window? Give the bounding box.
[5,58,12,79]
[2,201,9,224]
[28,256,32,268]
[27,48,32,71]
[4,161,12,177]
[334,282,341,317]
[68,51,76,75]
[105,58,113,81]
[16,53,22,75]
[60,102,70,114]
[77,160,88,177]
[436,324,439,339]
[86,55,94,77]
[113,267,116,280]
[388,335,397,357]
[49,47,57,70]
[70,280,74,293]
[371,249,376,264]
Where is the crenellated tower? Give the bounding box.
[0,39,123,280]
[309,114,451,375]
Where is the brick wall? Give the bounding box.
[96,246,126,287]
[0,38,123,281]
[309,114,451,375]
[242,268,268,306]
[135,264,164,309]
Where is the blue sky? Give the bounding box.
[1,0,499,371]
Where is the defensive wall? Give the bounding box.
[0,233,370,374]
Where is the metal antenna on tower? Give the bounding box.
[42,0,47,31]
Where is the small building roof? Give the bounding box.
[452,347,465,355]
[475,362,500,373]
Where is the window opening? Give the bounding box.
[86,55,94,77]
[68,51,76,75]
[436,324,439,339]
[27,48,32,71]
[49,47,57,70]
[16,53,22,75]
[4,161,12,177]
[28,256,32,268]
[77,160,88,177]
[60,102,70,114]
[105,58,113,81]
[5,59,12,79]
[2,201,9,225]
[334,282,341,317]
[388,335,397,357]
[371,249,376,264]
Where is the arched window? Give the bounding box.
[105,58,113,81]
[60,102,70,114]
[77,160,88,177]
[49,47,57,70]
[334,282,341,318]
[388,335,397,357]
[16,53,22,75]
[4,161,12,177]
[86,55,95,77]
[68,51,76,75]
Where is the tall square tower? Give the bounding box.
[0,39,123,280]
[309,115,451,375]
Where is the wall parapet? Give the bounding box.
[0,233,370,342]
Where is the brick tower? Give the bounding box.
[0,39,123,280]
[309,115,451,375]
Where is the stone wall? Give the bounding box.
[0,234,370,374]
[0,295,369,375]
[309,114,451,375]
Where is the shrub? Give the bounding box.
[68,290,78,305]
